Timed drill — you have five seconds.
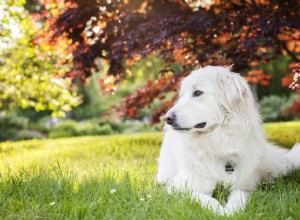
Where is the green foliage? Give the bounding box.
[0,129,17,142]
[0,0,26,45]
[14,129,45,141]
[77,122,114,136]
[257,55,293,99]
[0,114,47,141]
[122,55,164,89]
[260,94,298,121]
[0,114,28,130]
[28,116,52,134]
[0,0,79,117]
[72,56,166,121]
[15,107,51,122]
[263,121,300,148]
[72,74,104,120]
[122,120,160,134]
[48,120,79,138]
[99,120,126,133]
[48,120,115,138]
[0,132,299,219]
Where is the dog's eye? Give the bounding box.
[193,90,203,97]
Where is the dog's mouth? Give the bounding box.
[172,126,191,131]
[171,123,190,131]
[171,122,206,131]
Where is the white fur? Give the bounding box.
[156,66,300,215]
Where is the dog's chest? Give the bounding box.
[187,150,241,182]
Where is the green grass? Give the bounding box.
[263,121,300,148]
[0,124,300,219]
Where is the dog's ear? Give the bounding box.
[217,71,252,113]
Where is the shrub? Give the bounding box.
[0,129,17,142]
[72,105,103,121]
[48,120,115,138]
[0,128,46,142]
[98,119,126,133]
[260,94,297,121]
[0,115,30,141]
[0,115,29,130]
[122,120,159,134]
[77,121,114,136]
[49,120,79,138]
[15,130,46,141]
[28,116,54,135]
[263,121,300,148]
[93,124,114,135]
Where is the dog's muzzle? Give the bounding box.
[165,111,206,131]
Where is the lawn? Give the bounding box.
[0,122,300,219]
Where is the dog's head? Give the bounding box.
[165,66,254,132]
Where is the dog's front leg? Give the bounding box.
[224,190,249,215]
[172,171,225,215]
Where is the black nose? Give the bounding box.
[165,113,175,125]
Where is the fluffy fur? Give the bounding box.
[156,66,300,215]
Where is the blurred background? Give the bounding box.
[0,0,299,141]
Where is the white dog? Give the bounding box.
[156,66,300,215]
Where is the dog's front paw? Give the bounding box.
[192,192,226,215]
[224,202,245,216]
[224,190,248,215]
[223,206,235,216]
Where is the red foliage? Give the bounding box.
[151,95,178,124]
[245,69,271,86]
[114,73,184,123]
[282,63,300,117]
[282,99,300,117]
[38,0,300,122]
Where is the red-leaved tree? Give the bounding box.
[38,0,300,122]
